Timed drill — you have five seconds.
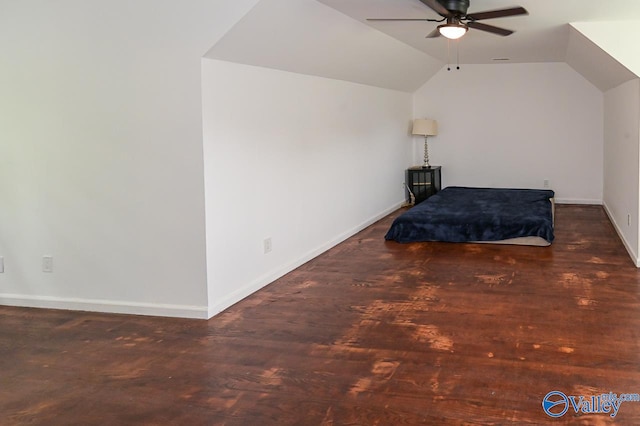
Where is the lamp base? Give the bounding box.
[423,135,430,168]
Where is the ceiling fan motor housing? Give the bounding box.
[367,0,526,38]
[437,0,470,16]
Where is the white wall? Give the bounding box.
[413,63,604,204]
[3,2,634,319]
[0,1,259,318]
[571,20,640,266]
[603,79,640,264]
[202,59,412,317]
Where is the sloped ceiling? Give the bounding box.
[566,25,636,91]
[204,0,442,92]
[570,20,640,79]
[207,0,640,92]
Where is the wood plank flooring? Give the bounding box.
[2,205,640,425]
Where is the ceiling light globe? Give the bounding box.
[438,23,468,40]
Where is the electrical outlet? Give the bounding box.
[0,256,4,273]
[42,256,53,273]
[628,214,631,226]
[543,179,550,188]
[263,238,272,254]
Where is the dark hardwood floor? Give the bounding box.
[2,205,640,425]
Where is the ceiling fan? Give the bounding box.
[367,0,528,40]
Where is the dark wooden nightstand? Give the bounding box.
[407,166,441,205]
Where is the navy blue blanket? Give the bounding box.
[385,187,555,244]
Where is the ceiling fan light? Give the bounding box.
[438,23,468,40]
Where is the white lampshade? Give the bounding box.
[438,23,468,40]
[412,119,438,136]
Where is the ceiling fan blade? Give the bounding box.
[366,18,439,22]
[466,7,528,21]
[418,0,451,17]
[467,21,513,36]
[425,28,441,38]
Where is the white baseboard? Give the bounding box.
[0,294,209,319]
[2,201,404,321]
[555,198,602,205]
[602,202,640,267]
[207,200,404,318]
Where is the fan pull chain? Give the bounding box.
[447,39,451,71]
[447,39,461,71]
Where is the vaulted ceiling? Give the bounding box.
[205,0,640,92]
